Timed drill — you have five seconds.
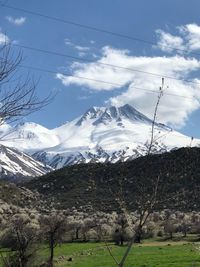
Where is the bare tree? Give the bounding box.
[0,42,52,126]
[106,78,166,267]
[147,77,164,154]
[39,212,67,267]
[112,214,130,246]
[163,218,177,240]
[0,213,39,267]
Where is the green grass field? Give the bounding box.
[37,240,200,267]
[1,240,200,267]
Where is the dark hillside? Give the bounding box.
[25,147,200,212]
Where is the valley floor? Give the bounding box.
[2,238,199,267]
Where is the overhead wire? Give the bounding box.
[2,2,200,58]
[16,63,198,102]
[0,1,199,141]
[9,42,200,87]
[0,3,199,101]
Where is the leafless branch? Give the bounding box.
[147,77,164,155]
[0,42,53,126]
[107,78,166,267]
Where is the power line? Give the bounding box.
[0,59,197,139]
[17,63,198,101]
[11,43,200,87]
[2,3,200,57]
[0,4,199,122]
[0,3,157,45]
[1,4,200,88]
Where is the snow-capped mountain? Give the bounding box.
[0,104,199,169]
[0,144,52,179]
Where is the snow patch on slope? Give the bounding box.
[0,104,199,170]
[0,144,52,178]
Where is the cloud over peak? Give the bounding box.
[56,44,200,128]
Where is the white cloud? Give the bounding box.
[64,39,73,46]
[64,38,90,52]
[110,78,200,128]
[179,24,200,51]
[156,23,200,53]
[74,45,90,52]
[156,29,185,53]
[6,16,26,26]
[57,46,200,128]
[0,31,9,44]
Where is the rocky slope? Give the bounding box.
[0,144,52,180]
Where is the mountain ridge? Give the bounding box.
[0,104,199,170]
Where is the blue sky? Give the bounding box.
[0,0,200,138]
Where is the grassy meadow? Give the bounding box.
[31,238,200,267]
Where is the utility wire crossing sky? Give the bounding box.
[0,0,200,138]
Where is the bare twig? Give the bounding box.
[110,78,165,267]
[147,77,164,155]
[0,42,54,127]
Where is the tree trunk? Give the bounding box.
[75,228,79,240]
[170,232,173,240]
[49,233,54,266]
[134,227,142,243]
[20,256,28,267]
[120,236,124,246]
[134,234,141,243]
[19,249,27,267]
